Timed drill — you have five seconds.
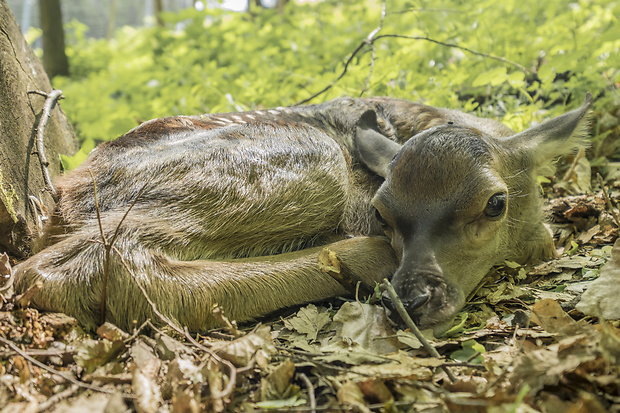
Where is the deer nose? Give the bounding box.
[381,291,430,321]
[402,293,431,313]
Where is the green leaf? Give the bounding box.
[60,148,89,170]
[472,67,508,87]
[255,395,306,409]
[450,339,485,364]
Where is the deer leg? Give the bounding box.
[15,224,397,331]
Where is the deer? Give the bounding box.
[14,93,592,335]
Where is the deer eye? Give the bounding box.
[484,193,507,218]
[374,208,388,227]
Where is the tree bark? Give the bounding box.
[154,0,164,27]
[0,0,77,257]
[39,0,69,78]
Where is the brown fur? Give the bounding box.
[14,95,592,333]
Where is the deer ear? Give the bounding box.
[504,93,592,167]
[355,110,402,178]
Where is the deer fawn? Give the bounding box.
[15,94,591,334]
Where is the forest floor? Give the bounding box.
[1,179,619,413]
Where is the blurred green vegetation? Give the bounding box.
[43,0,619,168]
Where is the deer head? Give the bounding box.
[356,94,592,334]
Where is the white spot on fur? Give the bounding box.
[212,116,233,123]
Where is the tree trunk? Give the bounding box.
[154,0,164,27]
[0,0,77,257]
[39,0,69,78]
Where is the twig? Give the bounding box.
[597,173,620,227]
[0,336,128,397]
[32,89,63,202]
[360,0,386,96]
[296,5,528,105]
[0,348,74,358]
[381,278,458,383]
[37,384,79,412]
[298,373,316,413]
[183,327,238,401]
[112,247,186,336]
[112,248,238,401]
[89,168,149,325]
[374,34,528,72]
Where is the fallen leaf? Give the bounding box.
[213,324,275,368]
[345,351,439,381]
[358,378,393,403]
[283,304,331,342]
[337,381,372,413]
[74,338,126,374]
[132,358,161,413]
[155,332,191,361]
[450,339,485,364]
[317,340,390,365]
[333,302,399,354]
[130,339,161,372]
[576,238,620,320]
[531,298,580,336]
[97,322,129,341]
[263,359,296,399]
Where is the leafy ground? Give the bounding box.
[1,178,619,412]
[2,0,620,412]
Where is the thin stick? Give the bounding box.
[298,373,316,413]
[33,89,63,202]
[112,248,237,400]
[360,0,386,96]
[297,19,528,105]
[37,384,80,412]
[381,278,457,382]
[183,327,238,401]
[89,167,149,325]
[0,336,129,397]
[374,34,528,72]
[597,173,620,227]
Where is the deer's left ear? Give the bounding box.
[502,93,592,168]
[355,110,402,178]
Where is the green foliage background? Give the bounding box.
[48,0,620,168]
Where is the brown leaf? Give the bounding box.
[132,358,161,413]
[213,324,274,368]
[171,387,200,413]
[130,339,161,372]
[97,322,129,341]
[576,238,620,319]
[337,381,372,413]
[283,304,331,341]
[268,359,296,397]
[531,298,580,336]
[333,302,399,354]
[358,378,393,404]
[155,332,191,361]
[74,338,126,374]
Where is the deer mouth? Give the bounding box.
[382,270,464,334]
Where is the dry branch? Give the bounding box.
[31,89,63,202]
[381,278,457,383]
[297,2,527,105]
[0,336,127,397]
